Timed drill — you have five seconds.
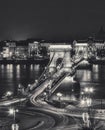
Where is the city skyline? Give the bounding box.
[0,0,105,40]
[0,1,105,129]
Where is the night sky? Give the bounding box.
[0,0,105,40]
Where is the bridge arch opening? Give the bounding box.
[48,45,72,71]
[56,58,63,67]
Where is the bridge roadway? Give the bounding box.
[30,57,85,106]
[30,65,75,107]
[0,104,105,130]
[0,106,79,130]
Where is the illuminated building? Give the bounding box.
[15,41,28,59]
[73,40,89,59]
[6,42,16,58]
[28,41,39,57]
[2,42,16,59]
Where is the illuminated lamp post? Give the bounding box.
[81,91,84,99]
[80,87,95,130]
[82,112,90,129]
[84,87,94,96]
[81,97,93,130]
[83,87,94,108]
[9,108,19,130]
[56,92,63,108]
[5,91,13,98]
[83,87,94,105]
[6,91,12,96]
[81,100,90,130]
[80,99,86,106]
[43,92,47,101]
[56,92,62,101]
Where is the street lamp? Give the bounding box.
[56,92,63,108]
[2,91,13,99]
[82,112,90,129]
[84,87,94,102]
[80,91,85,99]
[6,91,13,96]
[81,87,95,130]
[56,92,62,101]
[81,97,93,130]
[81,98,93,130]
[43,92,47,101]
[80,98,92,107]
[9,108,19,123]
[80,99,85,106]
[84,87,94,94]
[86,98,92,107]
[9,108,19,130]
[89,88,94,93]
[81,92,84,95]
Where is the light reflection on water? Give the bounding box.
[0,64,105,99]
[76,65,105,99]
[0,64,43,97]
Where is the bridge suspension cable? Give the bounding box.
[38,51,56,82]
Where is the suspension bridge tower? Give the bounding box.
[48,45,72,72]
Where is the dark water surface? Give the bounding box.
[76,65,105,99]
[0,64,105,99]
[0,64,44,97]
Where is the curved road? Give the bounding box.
[0,107,76,130]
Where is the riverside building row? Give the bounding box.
[0,38,105,60]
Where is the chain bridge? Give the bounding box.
[0,44,105,129]
[28,45,84,106]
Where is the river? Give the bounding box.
[0,64,105,99]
